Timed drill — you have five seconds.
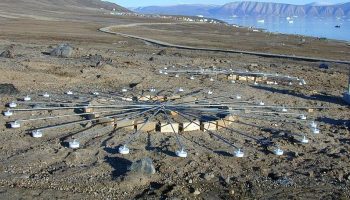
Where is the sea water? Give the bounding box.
[220,16,350,42]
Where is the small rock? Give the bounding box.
[292,151,299,157]
[319,63,329,69]
[268,172,281,180]
[188,179,193,184]
[225,176,231,184]
[157,49,167,56]
[0,84,19,94]
[0,45,15,58]
[173,52,182,57]
[230,190,235,195]
[203,173,215,181]
[193,189,200,195]
[270,63,278,68]
[149,57,155,61]
[50,44,74,58]
[307,171,314,178]
[338,171,344,182]
[84,54,112,67]
[129,157,156,175]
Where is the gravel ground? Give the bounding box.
[0,7,349,199]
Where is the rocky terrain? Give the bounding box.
[0,1,350,199]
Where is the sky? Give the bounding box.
[111,0,347,8]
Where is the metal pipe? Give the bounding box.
[10,104,158,112]
[16,107,150,123]
[162,107,185,150]
[32,106,160,131]
[123,106,162,146]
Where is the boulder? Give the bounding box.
[0,84,19,94]
[50,44,74,58]
[0,45,15,58]
[319,63,329,69]
[85,54,112,67]
[157,49,167,56]
[128,157,156,175]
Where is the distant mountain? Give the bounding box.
[306,2,336,6]
[133,1,350,17]
[133,4,218,16]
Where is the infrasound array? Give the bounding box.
[2,66,336,158]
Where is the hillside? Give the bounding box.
[0,0,129,16]
[133,1,350,17]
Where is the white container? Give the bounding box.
[159,70,163,74]
[273,148,284,156]
[299,114,307,120]
[310,121,317,129]
[23,96,31,101]
[8,102,17,108]
[92,92,100,96]
[208,90,213,95]
[150,88,156,93]
[210,78,214,82]
[66,91,73,95]
[32,130,43,138]
[300,136,309,144]
[3,110,13,117]
[231,80,236,83]
[10,121,21,129]
[164,72,168,75]
[69,140,80,149]
[43,92,50,98]
[274,81,278,85]
[234,149,244,158]
[178,88,184,92]
[119,145,130,155]
[281,106,288,112]
[175,74,180,78]
[254,82,258,86]
[176,149,188,158]
[190,76,195,80]
[236,95,242,100]
[288,82,293,86]
[122,88,128,93]
[312,128,320,134]
[259,101,265,106]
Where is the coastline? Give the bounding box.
[214,16,350,43]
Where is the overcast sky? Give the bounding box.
[111,0,346,8]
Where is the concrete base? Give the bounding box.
[160,123,179,133]
[344,92,350,104]
[183,121,201,132]
[116,119,135,130]
[98,117,115,126]
[136,121,157,132]
[201,121,217,131]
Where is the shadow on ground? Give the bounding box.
[317,117,350,127]
[105,155,132,178]
[251,85,348,106]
